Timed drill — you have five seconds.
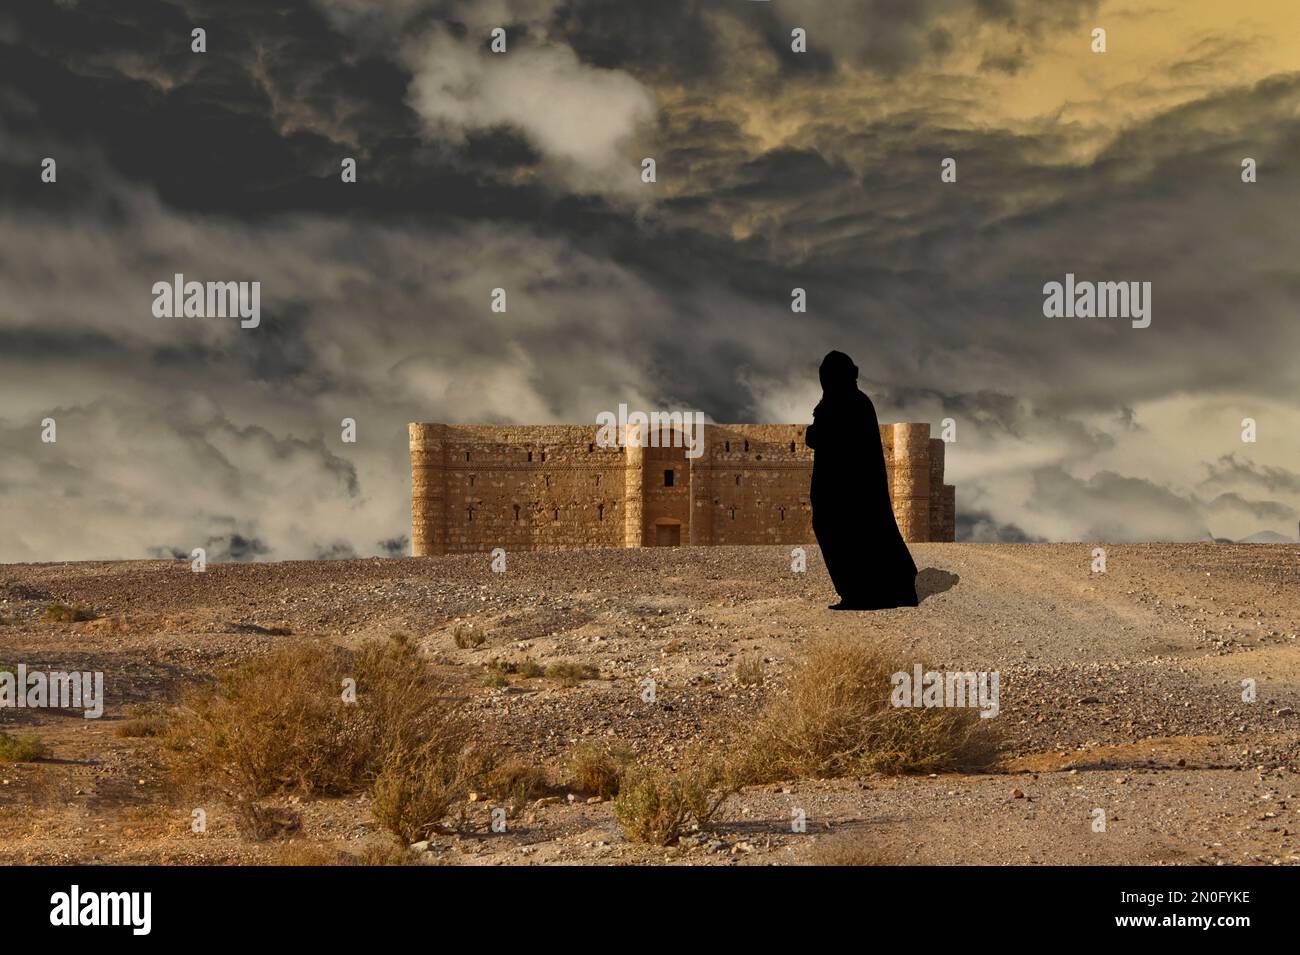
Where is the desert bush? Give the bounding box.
[737,638,999,782]
[116,717,166,739]
[116,705,167,739]
[167,642,366,797]
[42,603,94,623]
[485,758,552,810]
[735,653,765,687]
[452,624,485,649]
[369,742,478,844]
[274,841,417,866]
[516,657,544,678]
[231,799,302,841]
[565,742,633,799]
[544,661,599,687]
[613,753,738,846]
[167,636,478,841]
[0,731,47,762]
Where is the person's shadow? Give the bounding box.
[915,568,959,603]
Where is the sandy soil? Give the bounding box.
[1,543,1297,865]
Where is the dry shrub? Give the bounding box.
[0,731,47,763]
[480,656,542,687]
[167,641,367,798]
[167,635,479,843]
[738,638,998,782]
[230,799,302,841]
[116,706,167,738]
[565,742,633,799]
[735,653,765,686]
[452,625,485,649]
[486,758,551,809]
[368,742,478,844]
[808,833,892,866]
[613,753,738,846]
[544,661,598,687]
[516,657,544,678]
[41,603,94,623]
[274,841,418,866]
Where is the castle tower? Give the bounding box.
[622,424,645,547]
[891,423,931,543]
[409,423,447,556]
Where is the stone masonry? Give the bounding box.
[409,422,956,555]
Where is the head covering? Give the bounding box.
[819,350,859,393]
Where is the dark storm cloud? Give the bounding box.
[1200,454,1300,496]
[1203,493,1297,524]
[1,0,1298,556]
[553,0,720,80]
[956,508,1044,543]
[1029,468,1210,542]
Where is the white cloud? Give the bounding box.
[405,29,656,197]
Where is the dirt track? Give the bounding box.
[1,543,1297,865]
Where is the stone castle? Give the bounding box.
[409,422,955,555]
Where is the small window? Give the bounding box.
[467,507,474,522]
[513,505,520,523]
[469,474,476,487]
[729,506,736,520]
[553,507,559,521]
[541,452,546,462]
[465,452,471,461]
[664,469,674,487]
[735,474,741,486]
[725,441,730,452]
[779,506,786,522]
[527,451,533,462]
[743,440,749,452]
[597,504,604,521]
[790,442,796,453]
[588,443,594,453]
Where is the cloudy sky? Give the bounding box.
[2,0,1299,561]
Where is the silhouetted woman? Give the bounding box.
[806,351,918,610]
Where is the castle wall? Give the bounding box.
[409,422,956,555]
[696,425,813,546]
[409,424,627,555]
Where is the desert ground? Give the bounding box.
[0,543,1297,866]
